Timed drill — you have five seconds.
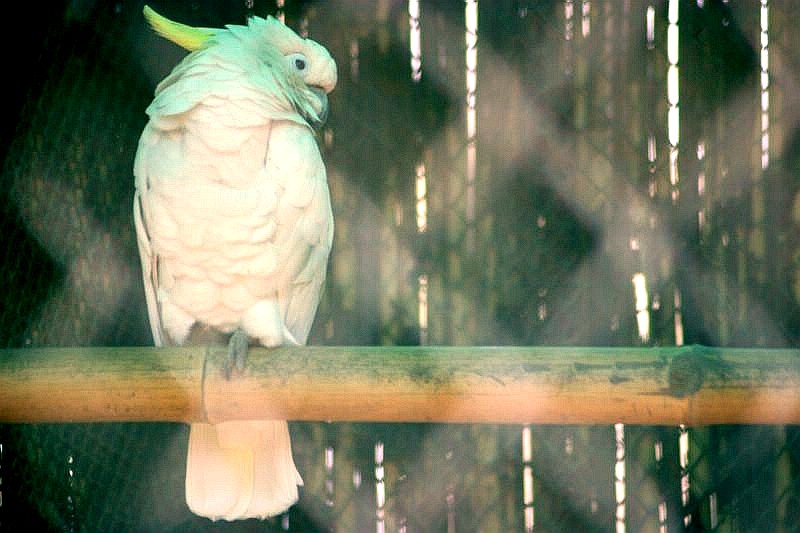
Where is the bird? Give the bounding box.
[133,5,336,520]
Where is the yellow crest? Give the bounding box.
[143,5,217,51]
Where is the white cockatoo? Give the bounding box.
[133,6,336,520]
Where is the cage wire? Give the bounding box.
[1,0,799,531]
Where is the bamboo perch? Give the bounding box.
[1,345,799,425]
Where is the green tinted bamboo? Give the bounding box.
[1,345,799,425]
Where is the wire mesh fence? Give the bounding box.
[1,0,800,531]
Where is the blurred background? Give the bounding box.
[1,0,799,531]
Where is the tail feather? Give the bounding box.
[185,420,302,521]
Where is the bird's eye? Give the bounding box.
[287,53,308,74]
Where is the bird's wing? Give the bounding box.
[133,183,165,348]
[266,121,333,346]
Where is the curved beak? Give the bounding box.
[308,88,329,128]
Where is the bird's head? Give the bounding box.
[248,15,337,127]
[143,5,337,128]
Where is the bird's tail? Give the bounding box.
[185,420,303,521]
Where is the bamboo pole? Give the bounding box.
[1,345,799,425]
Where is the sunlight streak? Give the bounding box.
[276,0,285,23]
[667,0,680,200]
[446,468,456,533]
[614,423,627,533]
[409,0,422,82]
[522,426,535,531]
[760,0,770,169]
[325,445,335,507]
[658,501,668,533]
[565,0,574,41]
[350,39,360,82]
[418,274,429,344]
[465,0,478,251]
[632,273,651,343]
[674,286,684,346]
[679,425,691,527]
[647,132,657,197]
[582,1,591,38]
[376,442,385,533]
[416,162,428,232]
[654,440,667,532]
[697,140,706,232]
[709,492,718,528]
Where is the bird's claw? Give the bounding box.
[225,327,249,379]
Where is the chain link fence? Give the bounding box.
[1,0,799,531]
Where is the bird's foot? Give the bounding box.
[224,327,249,380]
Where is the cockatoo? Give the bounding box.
[133,6,336,521]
